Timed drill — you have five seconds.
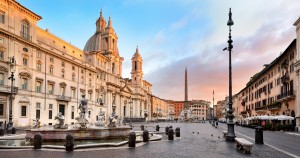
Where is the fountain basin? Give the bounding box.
[25,126,132,141]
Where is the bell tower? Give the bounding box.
[131,46,143,85]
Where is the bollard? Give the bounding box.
[140,125,144,131]
[33,132,42,149]
[168,128,174,140]
[128,132,136,147]
[143,130,149,142]
[12,127,16,134]
[165,126,169,135]
[255,126,264,144]
[175,127,180,137]
[65,133,74,152]
[0,127,4,136]
[156,125,160,131]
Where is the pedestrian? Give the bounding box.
[215,121,218,127]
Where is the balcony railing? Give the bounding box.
[56,95,71,102]
[240,111,247,115]
[281,74,290,84]
[267,102,281,110]
[255,106,267,111]
[0,85,18,94]
[277,90,295,101]
[20,31,32,41]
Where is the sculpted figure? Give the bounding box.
[107,112,118,128]
[95,111,105,126]
[54,112,68,129]
[32,118,41,129]
[75,95,89,129]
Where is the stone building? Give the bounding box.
[151,95,168,121]
[233,40,296,127]
[0,0,155,127]
[171,101,184,120]
[189,100,209,120]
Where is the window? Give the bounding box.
[50,57,54,63]
[60,87,65,96]
[50,65,54,74]
[72,73,75,81]
[36,109,40,119]
[112,63,115,73]
[81,76,84,84]
[61,69,65,78]
[0,104,3,116]
[36,102,41,109]
[0,11,4,24]
[72,66,75,71]
[48,84,53,94]
[71,89,76,98]
[21,20,30,40]
[62,61,65,67]
[88,93,92,100]
[21,78,28,90]
[0,51,4,60]
[71,106,74,119]
[290,64,294,72]
[0,73,4,85]
[21,106,26,116]
[36,81,41,93]
[37,52,42,59]
[49,110,52,119]
[37,62,42,71]
[49,104,53,109]
[23,58,28,66]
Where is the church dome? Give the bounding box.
[83,32,101,52]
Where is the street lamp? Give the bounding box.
[7,56,15,134]
[224,8,236,141]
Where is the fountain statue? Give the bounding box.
[54,112,68,129]
[107,112,118,128]
[32,118,40,129]
[75,94,89,129]
[179,109,194,123]
[95,111,106,127]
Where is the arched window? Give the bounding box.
[112,63,115,73]
[21,20,30,40]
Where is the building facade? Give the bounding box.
[151,95,168,121]
[0,0,156,127]
[172,101,184,120]
[233,40,296,127]
[189,100,209,120]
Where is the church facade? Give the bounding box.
[0,0,155,127]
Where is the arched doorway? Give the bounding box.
[291,110,296,128]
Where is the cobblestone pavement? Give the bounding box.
[0,122,295,158]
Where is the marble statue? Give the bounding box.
[32,118,40,129]
[95,111,105,127]
[75,95,89,129]
[107,112,118,128]
[54,112,68,129]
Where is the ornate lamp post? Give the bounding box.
[224,8,236,141]
[7,56,15,134]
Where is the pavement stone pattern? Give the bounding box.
[0,122,294,158]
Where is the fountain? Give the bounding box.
[25,95,131,141]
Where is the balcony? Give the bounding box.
[267,102,281,111]
[56,95,71,102]
[255,106,267,111]
[281,59,288,69]
[240,111,247,115]
[20,31,32,41]
[277,90,295,102]
[0,85,18,94]
[281,74,290,84]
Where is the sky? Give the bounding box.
[18,0,300,105]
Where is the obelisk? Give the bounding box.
[184,68,188,109]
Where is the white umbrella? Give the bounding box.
[275,115,294,120]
